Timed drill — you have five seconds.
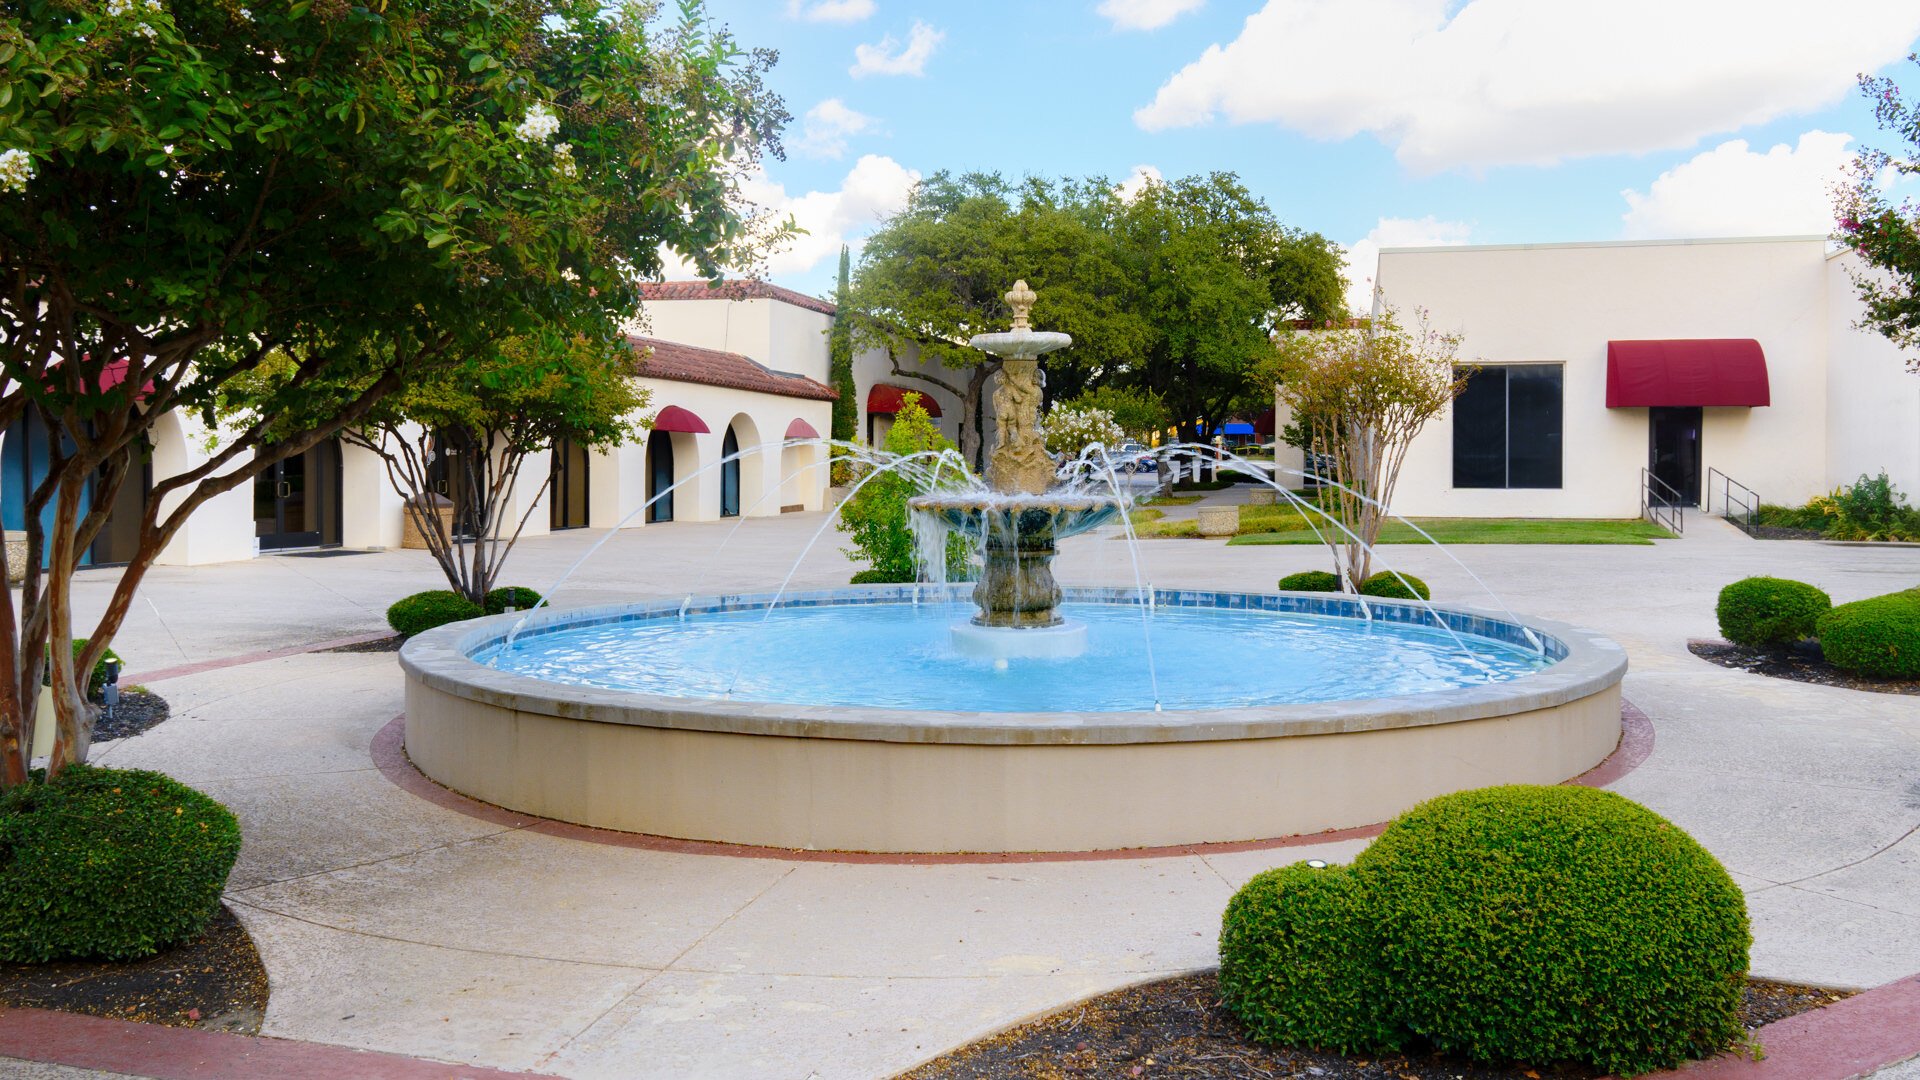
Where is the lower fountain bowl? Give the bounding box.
[908,493,1122,540]
[400,586,1627,853]
[950,618,1088,660]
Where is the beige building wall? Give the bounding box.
[1376,237,1836,518]
[1825,251,1920,499]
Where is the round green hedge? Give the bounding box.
[1816,589,1920,678]
[1358,571,1430,601]
[386,590,484,637]
[483,586,544,615]
[850,567,915,584]
[0,765,242,962]
[1715,577,1830,648]
[1219,863,1403,1053]
[1278,570,1342,593]
[1354,785,1750,1074]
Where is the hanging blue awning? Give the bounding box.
[1211,422,1256,436]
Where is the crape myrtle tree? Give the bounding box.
[0,0,787,785]
[1270,306,1468,589]
[1836,53,1920,368]
[222,332,646,605]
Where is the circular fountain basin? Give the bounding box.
[400,586,1626,853]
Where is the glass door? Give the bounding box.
[646,430,674,523]
[1648,406,1702,507]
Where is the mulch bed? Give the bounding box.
[1690,640,1920,696]
[0,905,269,1034]
[1749,525,1828,541]
[900,971,1851,1080]
[92,688,170,742]
[320,634,404,654]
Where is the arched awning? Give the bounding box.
[866,383,942,417]
[784,418,820,440]
[652,405,710,433]
[1606,339,1769,407]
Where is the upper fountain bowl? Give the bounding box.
[968,328,1073,361]
[910,492,1122,540]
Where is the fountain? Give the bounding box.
[911,280,1121,658]
[397,278,1630,854]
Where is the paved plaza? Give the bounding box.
[12,501,1920,1078]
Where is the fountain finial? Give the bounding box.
[1006,279,1037,332]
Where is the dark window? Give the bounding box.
[1452,364,1562,489]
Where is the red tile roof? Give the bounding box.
[628,336,839,402]
[637,280,836,317]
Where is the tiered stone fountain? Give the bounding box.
[911,281,1121,658]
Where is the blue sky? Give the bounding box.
[692,0,1920,309]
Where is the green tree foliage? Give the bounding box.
[837,394,968,582]
[0,0,786,782]
[829,245,858,446]
[844,171,1341,468]
[1836,54,1920,368]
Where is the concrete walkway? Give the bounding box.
[23,508,1920,1078]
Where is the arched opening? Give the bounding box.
[2,412,152,567]
[549,436,589,530]
[254,436,343,550]
[721,413,764,517]
[646,429,675,523]
[720,426,740,517]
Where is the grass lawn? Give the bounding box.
[1228,511,1674,546]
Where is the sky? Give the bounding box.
[683,0,1920,313]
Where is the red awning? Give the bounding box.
[1606,339,1769,408]
[866,383,942,417]
[784,418,820,440]
[652,405,710,433]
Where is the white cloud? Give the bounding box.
[1620,131,1853,239]
[1341,216,1473,314]
[747,155,921,277]
[796,98,879,160]
[850,21,944,78]
[785,0,875,22]
[1134,0,1920,172]
[1115,163,1163,200]
[1098,0,1205,31]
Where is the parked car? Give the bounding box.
[1116,442,1155,472]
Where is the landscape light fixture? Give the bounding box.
[1305,859,1328,869]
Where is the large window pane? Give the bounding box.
[1452,367,1507,488]
[1505,364,1563,489]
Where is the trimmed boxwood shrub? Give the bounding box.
[1358,571,1430,601]
[1219,863,1403,1053]
[1355,785,1750,1075]
[1278,570,1342,593]
[1816,589,1920,679]
[483,586,543,615]
[1715,577,1830,648]
[386,590,484,637]
[0,765,242,962]
[850,567,915,584]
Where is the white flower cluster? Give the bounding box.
[237,7,252,19]
[514,104,560,143]
[105,0,162,34]
[0,148,34,194]
[1039,405,1126,457]
[551,142,577,178]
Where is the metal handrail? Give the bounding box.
[1641,468,1685,536]
[1706,466,1760,535]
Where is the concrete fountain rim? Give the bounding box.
[399,585,1627,747]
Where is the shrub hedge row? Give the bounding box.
[1358,571,1429,601]
[386,590,484,636]
[1715,577,1831,648]
[1817,589,1920,679]
[1219,785,1751,1076]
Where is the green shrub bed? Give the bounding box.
[483,586,543,614]
[1220,785,1750,1075]
[1358,570,1429,600]
[0,765,242,963]
[1816,589,1920,679]
[386,590,484,636]
[850,567,915,584]
[1277,570,1342,592]
[1715,577,1830,648]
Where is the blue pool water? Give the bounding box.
[473,601,1553,713]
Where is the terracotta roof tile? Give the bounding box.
[637,280,836,317]
[628,336,838,402]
